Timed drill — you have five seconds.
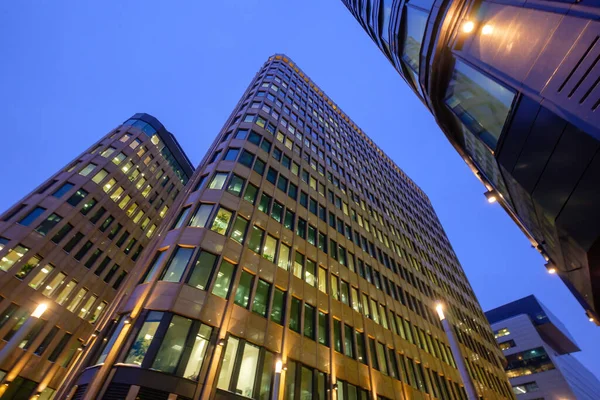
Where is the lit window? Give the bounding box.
[160,247,194,283]
[124,311,163,366]
[187,251,218,290]
[0,244,29,272]
[230,216,248,244]
[151,315,192,373]
[262,235,277,262]
[211,260,235,299]
[494,328,510,339]
[210,207,233,235]
[208,172,228,190]
[28,264,54,289]
[78,163,97,177]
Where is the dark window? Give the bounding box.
[35,213,62,236]
[66,188,88,207]
[63,232,84,253]
[74,241,93,261]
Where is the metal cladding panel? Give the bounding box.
[496,95,540,171]
[556,150,600,251]
[511,106,567,193]
[532,123,599,220]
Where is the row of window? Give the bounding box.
[189,169,493,356]
[140,236,459,372]
[253,64,476,305]
[0,301,79,367]
[220,118,484,339]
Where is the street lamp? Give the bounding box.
[0,302,49,366]
[435,302,478,400]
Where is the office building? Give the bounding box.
[66,55,512,400]
[339,0,600,322]
[486,295,600,399]
[0,113,193,399]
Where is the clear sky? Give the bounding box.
[2,1,599,378]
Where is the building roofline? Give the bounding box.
[268,53,431,205]
[128,113,195,178]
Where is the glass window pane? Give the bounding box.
[152,315,192,373]
[263,235,277,262]
[142,251,167,283]
[284,360,296,400]
[376,342,388,375]
[230,217,248,244]
[318,267,327,293]
[445,59,515,150]
[0,244,29,272]
[56,280,77,304]
[290,297,301,333]
[161,247,194,283]
[333,319,342,352]
[187,251,218,290]
[304,303,315,340]
[209,173,228,190]
[271,288,285,324]
[183,324,212,380]
[252,279,271,317]
[344,324,354,358]
[248,226,264,254]
[189,204,214,228]
[259,351,274,399]
[28,264,54,289]
[234,271,254,308]
[277,243,290,270]
[300,366,313,399]
[211,207,233,235]
[236,343,260,397]
[318,311,328,346]
[217,336,239,391]
[212,260,235,299]
[125,311,163,366]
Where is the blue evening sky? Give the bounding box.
[2,1,598,377]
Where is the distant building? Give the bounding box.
[340,0,600,323]
[0,113,192,399]
[486,295,600,399]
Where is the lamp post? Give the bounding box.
[0,303,48,367]
[435,302,478,400]
[270,357,284,400]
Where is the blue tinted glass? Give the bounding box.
[445,59,514,150]
[53,183,74,198]
[19,207,45,226]
[142,124,156,135]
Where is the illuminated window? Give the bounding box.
[494,328,510,339]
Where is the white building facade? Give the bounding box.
[486,295,600,400]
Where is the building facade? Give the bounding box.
[66,55,513,400]
[339,0,600,322]
[0,113,193,399]
[486,295,600,399]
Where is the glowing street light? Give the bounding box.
[462,21,475,33]
[31,303,48,318]
[485,190,497,203]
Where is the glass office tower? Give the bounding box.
[339,0,600,322]
[0,113,193,399]
[67,55,512,400]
